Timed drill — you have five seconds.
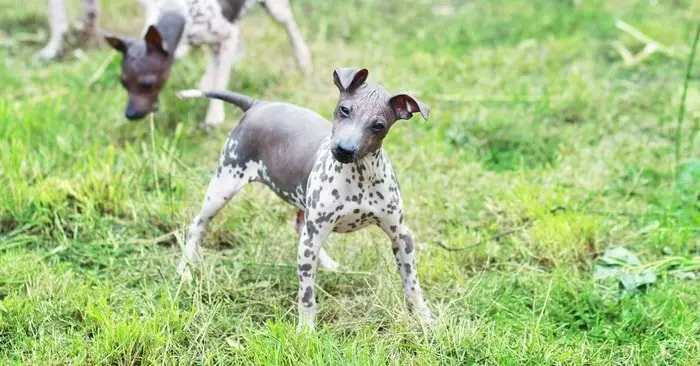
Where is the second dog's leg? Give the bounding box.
[77,0,99,44]
[199,49,218,91]
[263,0,312,74]
[204,25,241,126]
[36,0,68,61]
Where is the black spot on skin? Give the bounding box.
[306,221,319,238]
[390,225,397,233]
[312,187,322,203]
[302,286,314,306]
[392,246,399,256]
[335,204,344,211]
[329,176,334,183]
[353,209,360,214]
[358,183,363,189]
[304,249,313,257]
[404,263,412,274]
[346,179,351,184]
[400,233,414,254]
[377,192,385,200]
[315,211,334,224]
[298,263,312,272]
[399,214,404,224]
[335,165,342,173]
[332,189,340,199]
[351,167,356,173]
[197,218,203,226]
[369,192,374,198]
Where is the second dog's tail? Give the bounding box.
[177,89,256,112]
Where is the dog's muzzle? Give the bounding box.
[332,143,357,164]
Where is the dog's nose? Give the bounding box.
[333,142,356,163]
[125,106,146,120]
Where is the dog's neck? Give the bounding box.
[155,11,186,59]
[352,148,386,183]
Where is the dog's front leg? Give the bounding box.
[36,0,68,61]
[380,222,434,326]
[204,25,241,126]
[296,218,331,331]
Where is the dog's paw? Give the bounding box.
[35,45,61,62]
[177,260,194,282]
[417,307,436,328]
[294,47,313,75]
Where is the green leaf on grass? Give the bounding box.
[599,247,641,266]
[618,269,657,291]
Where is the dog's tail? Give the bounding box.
[177,89,256,112]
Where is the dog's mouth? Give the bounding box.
[124,102,159,121]
[331,150,356,164]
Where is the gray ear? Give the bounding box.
[389,93,430,121]
[103,33,129,53]
[144,25,169,54]
[333,68,368,92]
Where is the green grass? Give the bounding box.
[1,0,700,363]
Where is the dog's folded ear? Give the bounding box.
[144,25,170,55]
[389,93,430,121]
[103,33,129,54]
[333,68,368,93]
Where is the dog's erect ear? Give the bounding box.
[333,68,368,93]
[103,33,129,54]
[144,25,169,54]
[389,93,430,121]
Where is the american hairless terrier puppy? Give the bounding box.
[177,68,434,330]
[103,0,312,125]
[37,0,100,61]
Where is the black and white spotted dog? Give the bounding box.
[103,0,311,124]
[177,68,434,330]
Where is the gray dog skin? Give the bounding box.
[177,68,434,330]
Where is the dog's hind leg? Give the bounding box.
[178,143,253,280]
[262,0,312,74]
[204,24,241,126]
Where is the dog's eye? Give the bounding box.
[370,122,386,133]
[338,106,351,118]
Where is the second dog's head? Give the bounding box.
[330,68,430,164]
[104,26,174,120]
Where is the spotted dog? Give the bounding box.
[177,68,434,330]
[103,0,312,124]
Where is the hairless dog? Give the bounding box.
[177,68,434,330]
[104,0,312,125]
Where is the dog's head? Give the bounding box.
[330,68,429,164]
[104,26,173,120]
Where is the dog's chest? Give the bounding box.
[306,151,402,234]
[183,0,255,44]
